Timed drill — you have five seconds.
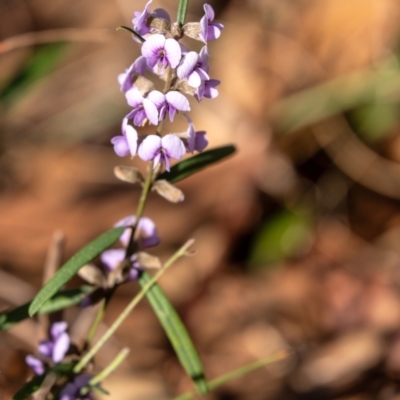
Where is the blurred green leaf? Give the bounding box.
[0,286,92,331]
[1,43,65,104]
[158,145,236,183]
[177,0,190,25]
[350,102,399,141]
[13,374,46,400]
[139,272,208,394]
[29,227,124,316]
[249,209,312,267]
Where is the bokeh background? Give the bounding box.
[3,0,400,399]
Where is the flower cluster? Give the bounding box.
[100,215,160,283]
[26,321,70,375]
[111,0,223,171]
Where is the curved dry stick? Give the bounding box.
[0,28,112,55]
[313,115,400,199]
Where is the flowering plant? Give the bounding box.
[1,1,285,398]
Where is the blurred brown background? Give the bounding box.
[3,0,400,399]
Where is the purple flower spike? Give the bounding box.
[184,115,208,153]
[138,134,186,171]
[200,4,224,43]
[177,47,210,88]
[126,87,159,126]
[25,355,45,375]
[196,79,220,101]
[118,56,147,92]
[115,215,160,249]
[111,119,138,157]
[132,0,153,36]
[60,374,94,400]
[142,34,181,75]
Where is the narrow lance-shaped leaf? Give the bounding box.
[139,272,208,394]
[158,145,236,183]
[0,286,92,331]
[13,374,46,400]
[177,0,190,26]
[29,227,124,317]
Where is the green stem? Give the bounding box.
[73,239,194,373]
[172,351,288,400]
[86,298,106,345]
[89,347,130,386]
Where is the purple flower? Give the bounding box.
[100,249,141,281]
[177,47,210,88]
[25,322,70,375]
[125,87,159,126]
[141,34,181,75]
[195,79,220,101]
[115,215,160,249]
[199,4,224,43]
[147,90,190,122]
[118,56,147,92]
[132,0,171,38]
[60,375,93,400]
[138,134,186,171]
[183,115,208,153]
[111,119,138,157]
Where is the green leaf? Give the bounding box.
[1,43,65,105]
[0,286,92,331]
[13,374,46,400]
[177,0,190,26]
[29,227,124,317]
[158,145,236,183]
[139,272,208,394]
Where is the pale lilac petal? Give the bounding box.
[177,52,198,80]
[141,34,166,59]
[60,375,93,400]
[126,87,143,107]
[204,79,220,98]
[164,38,182,68]
[115,215,136,246]
[188,71,202,88]
[132,0,152,36]
[147,90,165,108]
[52,332,70,363]
[26,355,45,375]
[143,98,159,125]
[207,24,223,41]
[111,136,130,157]
[101,249,125,270]
[127,267,140,281]
[125,125,138,156]
[183,115,196,152]
[204,4,215,21]
[38,340,53,358]
[138,135,162,161]
[199,15,208,43]
[137,217,160,248]
[51,321,68,339]
[153,152,162,167]
[166,91,190,112]
[162,134,186,160]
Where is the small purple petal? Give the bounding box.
[194,131,208,152]
[101,249,125,271]
[111,136,130,157]
[152,8,170,21]
[166,91,190,112]
[138,135,162,161]
[26,355,45,375]
[50,321,68,339]
[126,87,143,108]
[164,38,182,69]
[141,34,166,60]
[177,52,198,80]
[60,374,93,400]
[137,217,160,248]
[132,0,152,36]
[204,4,215,21]
[38,340,53,358]
[52,332,70,363]
[143,98,159,125]
[162,134,186,160]
[125,125,139,156]
[147,90,165,108]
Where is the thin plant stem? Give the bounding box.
[73,239,194,373]
[86,299,106,345]
[171,350,289,400]
[89,347,130,386]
